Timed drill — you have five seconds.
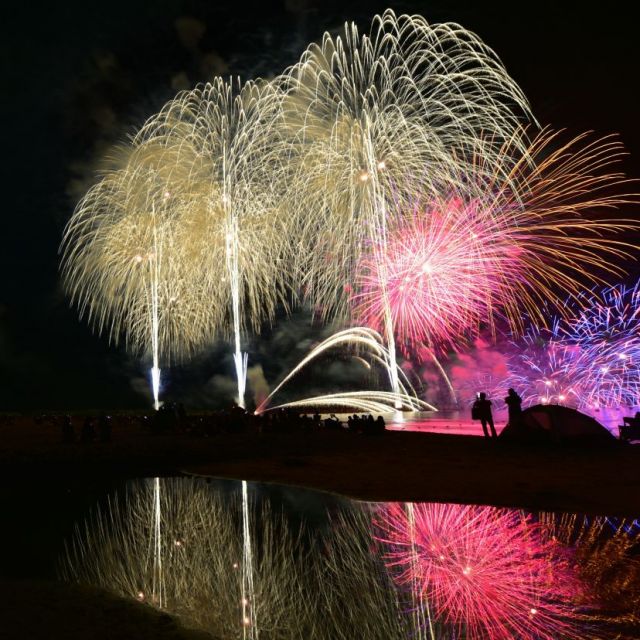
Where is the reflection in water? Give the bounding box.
[152,477,164,609]
[60,479,310,638]
[59,478,640,639]
[241,479,257,639]
[540,512,640,629]
[376,503,581,639]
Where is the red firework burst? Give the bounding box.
[375,502,585,639]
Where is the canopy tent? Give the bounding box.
[499,403,616,444]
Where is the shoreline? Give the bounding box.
[2,418,639,517]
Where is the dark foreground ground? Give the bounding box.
[1,414,639,516]
[0,581,217,640]
[1,415,639,639]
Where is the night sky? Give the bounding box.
[1,1,638,411]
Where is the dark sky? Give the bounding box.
[1,1,638,411]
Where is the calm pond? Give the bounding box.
[4,476,640,639]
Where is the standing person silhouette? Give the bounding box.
[504,388,523,426]
[472,392,497,438]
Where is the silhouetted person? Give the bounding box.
[176,403,187,429]
[504,388,523,426]
[61,415,75,443]
[324,414,341,429]
[375,415,386,434]
[472,392,497,438]
[99,413,112,442]
[81,416,95,443]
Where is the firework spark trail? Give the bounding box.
[280,9,535,398]
[226,218,249,407]
[241,480,257,638]
[151,477,164,608]
[376,502,586,640]
[477,129,638,335]
[255,327,435,414]
[264,392,431,415]
[149,219,162,409]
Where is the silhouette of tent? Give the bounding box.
[499,404,616,443]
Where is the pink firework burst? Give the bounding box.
[352,196,521,351]
[375,502,584,639]
[351,130,636,355]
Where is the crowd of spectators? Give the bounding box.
[13,403,387,442]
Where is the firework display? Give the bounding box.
[351,195,521,351]
[280,9,533,326]
[504,283,640,412]
[42,8,640,640]
[133,78,293,342]
[510,322,584,407]
[60,9,638,414]
[62,78,293,407]
[352,130,635,354]
[563,283,640,408]
[61,139,222,363]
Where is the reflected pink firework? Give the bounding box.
[375,502,584,640]
[352,196,521,351]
